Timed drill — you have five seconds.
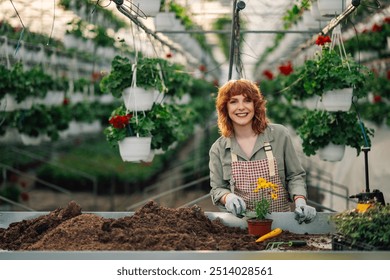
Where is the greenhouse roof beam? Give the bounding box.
[114,2,198,65]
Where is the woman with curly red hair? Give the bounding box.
[209,79,316,224]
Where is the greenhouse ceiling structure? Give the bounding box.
[1,0,388,83]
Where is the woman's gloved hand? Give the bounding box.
[294,197,316,224]
[225,193,246,216]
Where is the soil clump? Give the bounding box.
[0,201,330,251]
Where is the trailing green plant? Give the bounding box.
[71,102,97,123]
[103,104,154,148]
[48,104,72,132]
[4,63,53,102]
[266,99,306,129]
[147,103,186,151]
[100,55,167,98]
[59,0,127,30]
[331,204,390,249]
[344,21,390,53]
[13,104,59,140]
[283,38,372,102]
[163,62,193,99]
[297,110,374,156]
[91,26,115,48]
[356,100,390,127]
[0,64,10,99]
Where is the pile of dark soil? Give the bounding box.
[0,201,330,251]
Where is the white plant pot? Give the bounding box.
[122,87,156,111]
[41,91,64,106]
[118,136,152,162]
[321,88,353,111]
[317,0,345,17]
[132,0,161,17]
[318,143,345,162]
[20,134,43,146]
[154,12,177,31]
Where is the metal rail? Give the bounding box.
[126,175,210,211]
[0,163,72,196]
[9,146,98,210]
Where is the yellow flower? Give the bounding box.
[271,192,278,200]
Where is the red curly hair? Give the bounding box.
[216,79,268,137]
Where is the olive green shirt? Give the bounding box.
[209,123,307,208]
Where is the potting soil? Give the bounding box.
[0,200,331,251]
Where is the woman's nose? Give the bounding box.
[237,101,245,109]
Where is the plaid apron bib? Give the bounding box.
[231,142,290,212]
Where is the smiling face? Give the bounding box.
[216,79,268,137]
[227,94,255,129]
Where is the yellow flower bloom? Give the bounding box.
[271,192,278,200]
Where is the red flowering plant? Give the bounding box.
[262,69,274,80]
[282,35,372,102]
[104,104,154,148]
[278,61,293,76]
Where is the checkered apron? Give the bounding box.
[231,142,290,212]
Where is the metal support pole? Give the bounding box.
[363,147,370,193]
[228,0,238,80]
[228,0,246,80]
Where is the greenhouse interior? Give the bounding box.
[0,0,390,253]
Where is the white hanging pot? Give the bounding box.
[310,0,331,21]
[118,136,152,162]
[321,87,353,112]
[132,0,161,17]
[318,143,345,162]
[20,134,43,146]
[122,87,156,111]
[154,12,177,31]
[317,0,345,17]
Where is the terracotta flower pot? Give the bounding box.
[247,218,273,236]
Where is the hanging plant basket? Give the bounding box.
[122,87,156,111]
[318,143,345,162]
[321,87,353,112]
[118,136,152,162]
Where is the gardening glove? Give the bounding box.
[294,197,316,224]
[225,193,246,217]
